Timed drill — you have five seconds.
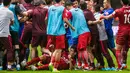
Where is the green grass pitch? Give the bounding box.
[0,46,130,73]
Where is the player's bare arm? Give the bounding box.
[19,16,29,22]
[63,18,75,31]
[10,20,14,25]
[68,55,74,70]
[101,11,115,20]
[88,20,102,25]
[22,10,33,16]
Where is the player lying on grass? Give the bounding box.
[21,49,76,71]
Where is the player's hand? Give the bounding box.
[26,21,32,24]
[97,20,102,24]
[100,15,110,20]
[27,9,33,13]
[68,55,72,59]
[71,26,75,31]
[20,16,29,22]
[100,15,105,20]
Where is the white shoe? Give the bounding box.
[83,66,89,71]
[122,64,127,69]
[16,64,21,71]
[0,66,3,70]
[21,60,26,67]
[30,65,37,71]
[77,66,82,69]
[95,63,100,68]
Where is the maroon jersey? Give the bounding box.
[23,3,34,10]
[29,7,48,36]
[41,52,76,70]
[114,6,130,48]
[19,0,25,4]
[83,9,99,35]
[114,6,130,28]
[58,52,76,70]
[42,54,51,64]
[22,3,34,32]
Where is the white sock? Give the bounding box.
[8,65,11,69]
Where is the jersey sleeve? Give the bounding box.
[62,8,72,19]
[104,9,114,16]
[15,5,23,15]
[27,9,33,16]
[19,4,27,12]
[113,9,120,18]
[84,11,95,21]
[67,11,72,20]
[45,9,48,18]
[10,12,14,21]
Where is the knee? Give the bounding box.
[116,44,123,50]
[122,51,127,55]
[55,49,62,53]
[103,54,111,59]
[31,47,37,51]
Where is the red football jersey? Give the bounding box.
[58,52,76,70]
[114,6,130,27]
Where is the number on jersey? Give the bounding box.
[124,14,130,24]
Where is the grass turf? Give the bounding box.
[0,47,130,73]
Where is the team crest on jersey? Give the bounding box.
[52,9,56,11]
[105,12,109,15]
[75,9,78,11]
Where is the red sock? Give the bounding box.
[37,64,49,70]
[26,57,41,66]
[51,56,55,64]
[54,61,59,69]
[82,51,89,67]
[116,50,122,68]
[46,39,52,49]
[78,52,82,66]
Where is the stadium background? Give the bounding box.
[1,0,130,73]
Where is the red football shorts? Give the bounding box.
[77,32,91,51]
[46,35,65,49]
[116,27,130,47]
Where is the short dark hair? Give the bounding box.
[34,0,45,6]
[55,0,61,3]
[0,0,3,3]
[24,0,33,3]
[107,0,111,3]
[94,4,100,12]
[93,0,97,3]
[3,0,11,6]
[65,1,72,7]
[80,2,87,10]
[45,0,52,5]
[71,0,80,3]
[122,0,129,5]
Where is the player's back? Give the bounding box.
[22,3,34,29]
[47,5,66,35]
[116,6,130,27]
[69,8,90,38]
[23,3,34,10]
[0,7,13,37]
[9,4,20,32]
[48,5,64,24]
[32,7,47,35]
[83,9,98,35]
